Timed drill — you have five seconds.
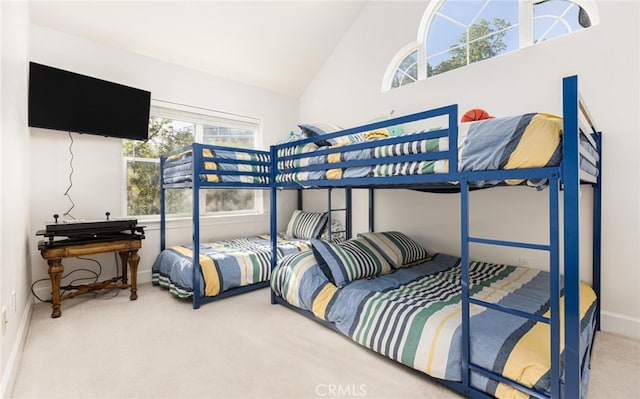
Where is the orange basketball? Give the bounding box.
[461,108,492,122]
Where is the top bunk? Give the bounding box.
[160,142,270,189]
[271,75,601,192]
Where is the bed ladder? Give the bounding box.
[459,174,562,399]
[326,188,352,240]
[294,188,352,240]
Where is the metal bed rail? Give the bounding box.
[273,104,459,189]
[159,142,271,309]
[161,142,270,189]
[458,75,601,398]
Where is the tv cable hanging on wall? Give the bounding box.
[63,131,76,219]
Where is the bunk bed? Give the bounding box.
[268,75,601,399]
[154,144,345,308]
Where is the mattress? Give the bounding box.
[163,146,269,185]
[276,113,599,188]
[271,252,597,398]
[152,234,309,298]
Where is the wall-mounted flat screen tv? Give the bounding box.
[28,62,151,141]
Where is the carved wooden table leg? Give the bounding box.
[119,250,129,285]
[47,258,64,318]
[128,250,140,300]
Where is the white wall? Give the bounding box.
[28,26,298,298]
[1,2,32,397]
[299,1,640,339]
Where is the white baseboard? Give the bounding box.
[0,300,33,399]
[138,269,152,284]
[601,310,640,340]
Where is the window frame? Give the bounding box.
[383,0,599,91]
[122,99,264,222]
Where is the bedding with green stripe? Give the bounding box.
[275,113,598,189]
[310,237,393,287]
[163,147,270,185]
[152,234,309,298]
[271,251,597,398]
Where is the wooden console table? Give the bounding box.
[39,238,141,318]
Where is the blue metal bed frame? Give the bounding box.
[158,145,351,309]
[159,143,271,309]
[268,75,602,399]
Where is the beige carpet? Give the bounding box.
[11,283,640,399]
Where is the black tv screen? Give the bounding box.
[28,62,151,141]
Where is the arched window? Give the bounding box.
[391,50,418,89]
[383,0,598,90]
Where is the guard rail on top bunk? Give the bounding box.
[159,143,270,308]
[268,75,602,399]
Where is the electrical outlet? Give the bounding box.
[518,257,529,268]
[2,307,7,336]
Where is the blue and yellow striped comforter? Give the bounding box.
[276,113,598,188]
[163,147,270,185]
[152,235,309,298]
[272,252,597,398]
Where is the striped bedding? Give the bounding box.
[152,234,309,298]
[271,252,597,398]
[276,113,599,188]
[276,130,447,183]
[163,147,269,185]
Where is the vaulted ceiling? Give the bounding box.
[29,1,368,97]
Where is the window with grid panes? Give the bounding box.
[123,102,262,218]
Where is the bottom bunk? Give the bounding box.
[152,234,310,298]
[153,209,345,301]
[270,232,597,398]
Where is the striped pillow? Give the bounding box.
[286,210,328,240]
[358,231,431,268]
[310,237,392,288]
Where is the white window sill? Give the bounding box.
[138,212,269,232]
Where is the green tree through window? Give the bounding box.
[429,18,511,77]
[386,0,595,89]
[124,117,194,216]
[123,107,260,218]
